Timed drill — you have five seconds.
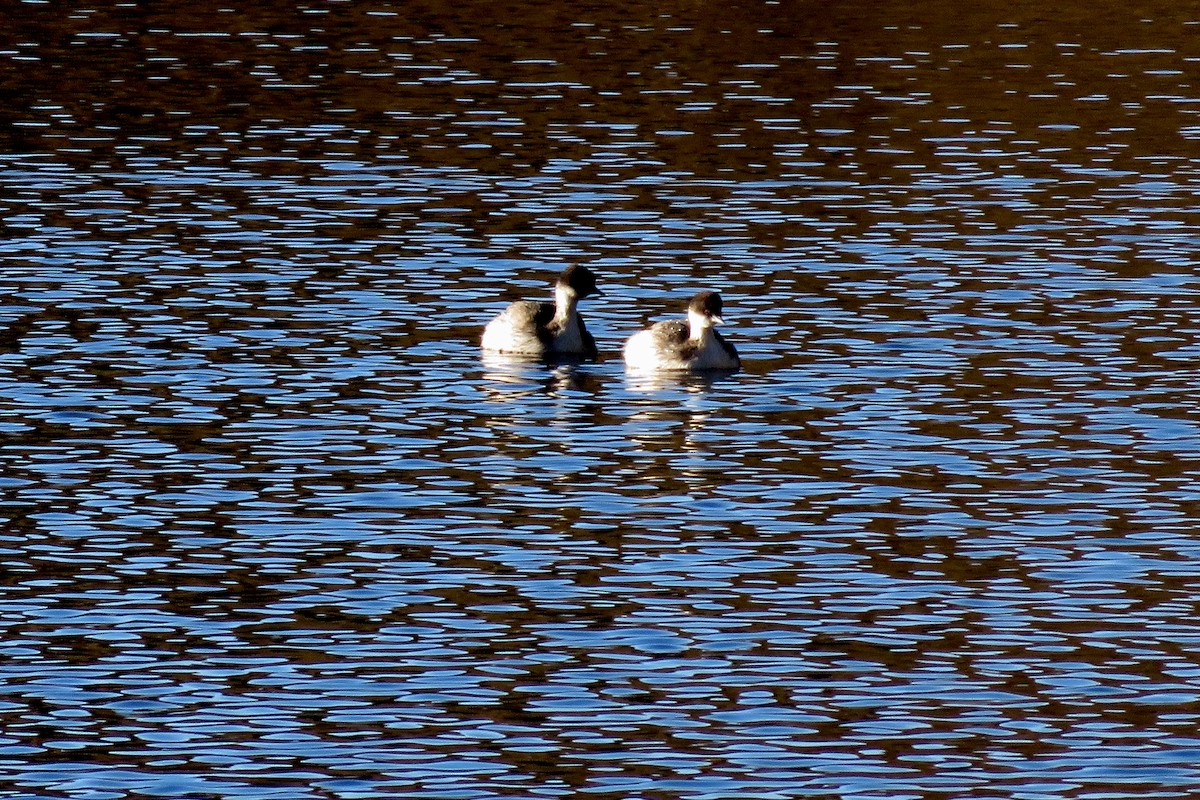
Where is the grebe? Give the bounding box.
[623,290,739,371]
[481,265,600,358]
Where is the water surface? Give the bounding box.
[3,2,1200,798]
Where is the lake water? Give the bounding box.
[4,2,1200,798]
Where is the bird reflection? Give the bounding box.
[623,366,740,395]
[480,351,597,400]
[622,368,743,489]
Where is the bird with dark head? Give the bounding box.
[481,265,601,358]
[623,290,739,371]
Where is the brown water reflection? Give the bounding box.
[3,1,1200,799]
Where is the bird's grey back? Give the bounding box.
[649,319,691,355]
[491,300,555,351]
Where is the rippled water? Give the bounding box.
[4,2,1200,798]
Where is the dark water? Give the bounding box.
[4,2,1200,798]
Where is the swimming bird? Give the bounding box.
[481,265,600,358]
[623,290,740,371]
